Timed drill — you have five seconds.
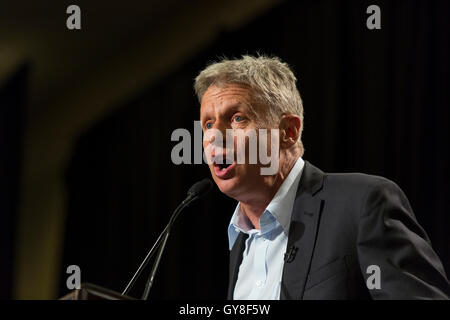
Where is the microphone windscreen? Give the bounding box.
[187,178,213,198]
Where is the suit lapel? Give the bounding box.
[280,161,325,300]
[227,232,248,299]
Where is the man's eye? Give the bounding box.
[233,115,243,123]
[205,122,213,129]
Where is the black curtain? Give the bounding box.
[0,64,28,299]
[60,0,450,299]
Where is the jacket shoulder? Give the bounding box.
[303,161,407,210]
[322,171,403,197]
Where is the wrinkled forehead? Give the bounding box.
[200,83,257,117]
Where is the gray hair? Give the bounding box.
[194,55,304,154]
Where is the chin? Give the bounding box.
[211,174,242,198]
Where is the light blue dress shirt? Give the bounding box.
[228,156,305,300]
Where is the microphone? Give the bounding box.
[187,178,213,199]
[122,178,213,299]
[284,245,298,263]
[169,178,213,223]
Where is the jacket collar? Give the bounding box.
[280,160,325,299]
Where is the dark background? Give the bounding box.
[1,0,449,299]
[0,65,28,299]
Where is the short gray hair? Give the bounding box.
[194,55,304,153]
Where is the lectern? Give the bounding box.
[60,283,136,300]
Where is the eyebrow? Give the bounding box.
[201,102,245,122]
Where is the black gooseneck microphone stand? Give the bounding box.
[121,179,212,300]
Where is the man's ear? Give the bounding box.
[279,114,301,148]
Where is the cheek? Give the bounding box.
[235,162,259,178]
[232,132,258,161]
[203,142,213,164]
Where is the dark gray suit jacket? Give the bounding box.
[228,161,450,299]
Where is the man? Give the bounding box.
[194,55,450,299]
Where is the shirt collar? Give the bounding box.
[227,156,305,250]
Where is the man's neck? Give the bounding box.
[240,190,277,230]
[240,153,300,230]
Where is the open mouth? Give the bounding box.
[212,156,236,178]
[217,162,233,171]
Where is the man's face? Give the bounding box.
[200,84,273,200]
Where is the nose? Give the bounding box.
[204,120,228,147]
[213,120,228,137]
